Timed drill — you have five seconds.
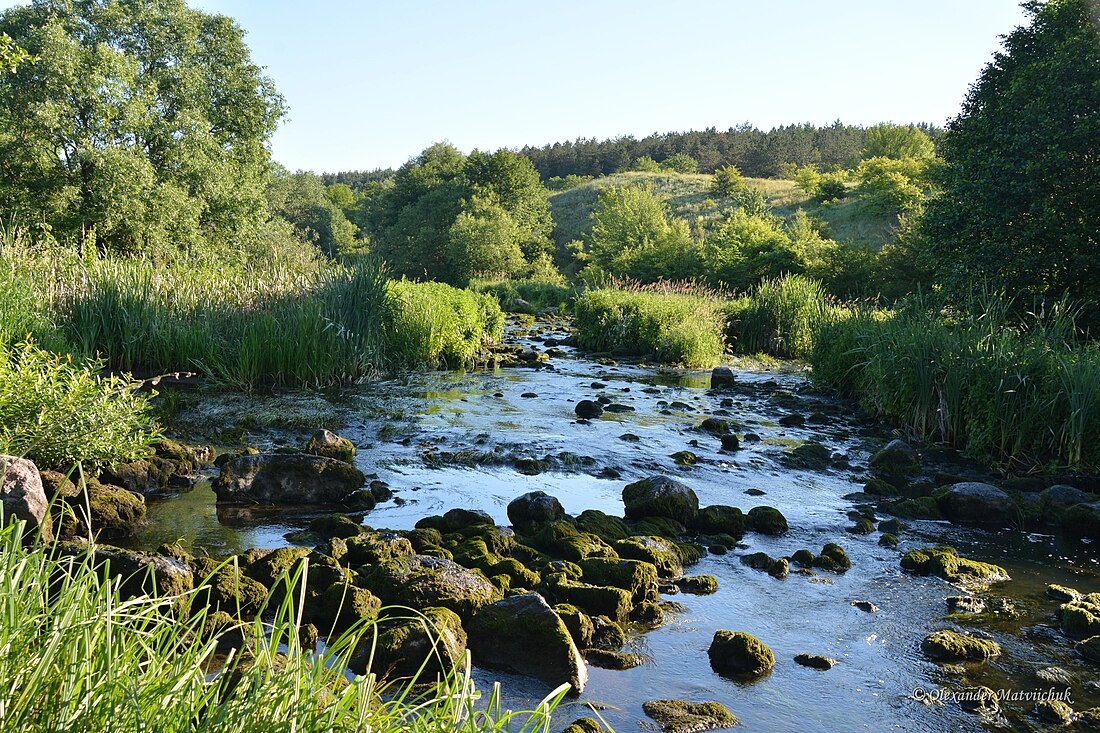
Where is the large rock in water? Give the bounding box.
[1,455,52,542]
[212,453,365,504]
[708,630,775,678]
[306,429,356,464]
[468,592,587,694]
[508,491,565,530]
[869,439,919,474]
[1061,502,1100,540]
[710,366,736,389]
[350,606,467,679]
[940,482,1017,528]
[359,554,500,619]
[622,476,699,525]
[58,543,193,601]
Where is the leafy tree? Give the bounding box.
[703,210,798,290]
[266,169,359,257]
[630,156,661,173]
[585,183,700,282]
[0,32,33,73]
[0,0,285,256]
[660,153,699,173]
[922,0,1100,316]
[856,157,930,214]
[862,123,936,160]
[369,144,551,283]
[711,165,745,196]
[324,183,358,211]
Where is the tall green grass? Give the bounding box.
[726,274,830,358]
[573,283,726,368]
[811,293,1100,471]
[0,242,504,389]
[0,520,566,733]
[469,278,578,314]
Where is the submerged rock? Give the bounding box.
[1060,502,1100,540]
[1033,699,1075,725]
[642,699,739,733]
[794,653,838,670]
[957,686,1000,717]
[708,630,775,678]
[747,505,788,535]
[575,400,604,419]
[586,649,645,670]
[921,630,1001,662]
[1,455,51,542]
[213,453,365,504]
[1061,596,1100,638]
[468,593,587,694]
[622,476,699,525]
[676,575,719,595]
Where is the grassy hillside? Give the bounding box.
[548,171,898,254]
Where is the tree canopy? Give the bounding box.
[0,0,285,255]
[921,0,1100,318]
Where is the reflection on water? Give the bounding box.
[143,322,1100,732]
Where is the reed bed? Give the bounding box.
[0,520,566,733]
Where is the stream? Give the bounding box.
[136,317,1100,732]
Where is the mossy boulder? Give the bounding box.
[708,630,775,678]
[491,558,541,588]
[575,509,632,542]
[901,546,1010,588]
[1047,584,1081,602]
[308,513,364,540]
[699,417,731,435]
[614,536,683,578]
[306,429,356,464]
[531,522,618,563]
[920,629,1001,662]
[578,558,659,605]
[1060,502,1100,540]
[862,478,897,496]
[350,606,465,679]
[676,575,719,595]
[642,700,739,733]
[710,366,736,389]
[468,593,587,694]
[358,554,500,619]
[816,543,852,572]
[191,560,267,620]
[870,439,919,475]
[563,718,604,733]
[1061,596,1100,638]
[783,442,832,470]
[631,600,664,626]
[692,505,746,538]
[1077,634,1100,662]
[244,546,311,587]
[747,505,788,535]
[575,400,604,419]
[794,654,838,670]
[345,532,415,567]
[441,507,494,532]
[59,479,146,540]
[1033,699,1075,725]
[545,575,633,622]
[213,453,365,504]
[887,496,941,520]
[507,491,565,530]
[590,615,626,650]
[630,515,687,538]
[587,649,645,670]
[554,603,595,649]
[309,581,381,634]
[622,476,699,526]
[98,459,173,495]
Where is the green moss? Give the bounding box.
[66,480,146,539]
[358,555,501,620]
[351,606,466,679]
[693,505,747,538]
[921,630,1001,662]
[622,476,699,525]
[578,558,659,605]
[545,575,633,621]
[675,542,706,566]
[862,478,896,495]
[491,558,540,588]
[1062,597,1100,638]
[888,497,941,520]
[818,543,851,571]
[791,549,815,567]
[747,505,788,535]
[308,513,363,540]
[401,528,444,552]
[783,442,831,470]
[1046,584,1080,602]
[675,574,718,595]
[629,516,686,538]
[554,603,595,649]
[901,546,1010,587]
[708,630,775,677]
[452,537,502,572]
[562,718,604,733]
[631,601,664,626]
[310,582,381,635]
[192,563,268,620]
[614,536,683,578]
[531,522,618,563]
[1033,699,1075,725]
[575,509,632,541]
[590,615,626,651]
[586,649,645,670]
[244,546,311,587]
[641,700,739,733]
[879,533,899,548]
[344,532,415,567]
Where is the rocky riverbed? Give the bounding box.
[68,316,1100,732]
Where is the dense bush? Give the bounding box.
[0,341,158,468]
[384,280,504,368]
[727,275,830,359]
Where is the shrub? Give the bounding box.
[0,341,158,468]
[728,275,830,358]
[710,165,744,197]
[385,280,504,368]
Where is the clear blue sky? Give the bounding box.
[3,0,1030,172]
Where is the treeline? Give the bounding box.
[518,121,942,179]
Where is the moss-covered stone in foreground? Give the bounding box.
[1062,595,1100,638]
[921,629,1001,662]
[901,545,1010,587]
[708,630,775,678]
[642,699,739,733]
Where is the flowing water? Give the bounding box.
[137,318,1100,732]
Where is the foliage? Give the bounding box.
[710,165,745,197]
[545,174,593,191]
[584,183,701,283]
[573,285,727,367]
[855,156,932,215]
[0,32,33,73]
[793,165,848,202]
[862,123,936,160]
[660,153,699,173]
[369,144,552,284]
[921,0,1100,325]
[385,280,504,368]
[0,0,285,255]
[266,169,360,258]
[703,210,796,291]
[630,156,662,173]
[0,340,158,468]
[0,521,566,733]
